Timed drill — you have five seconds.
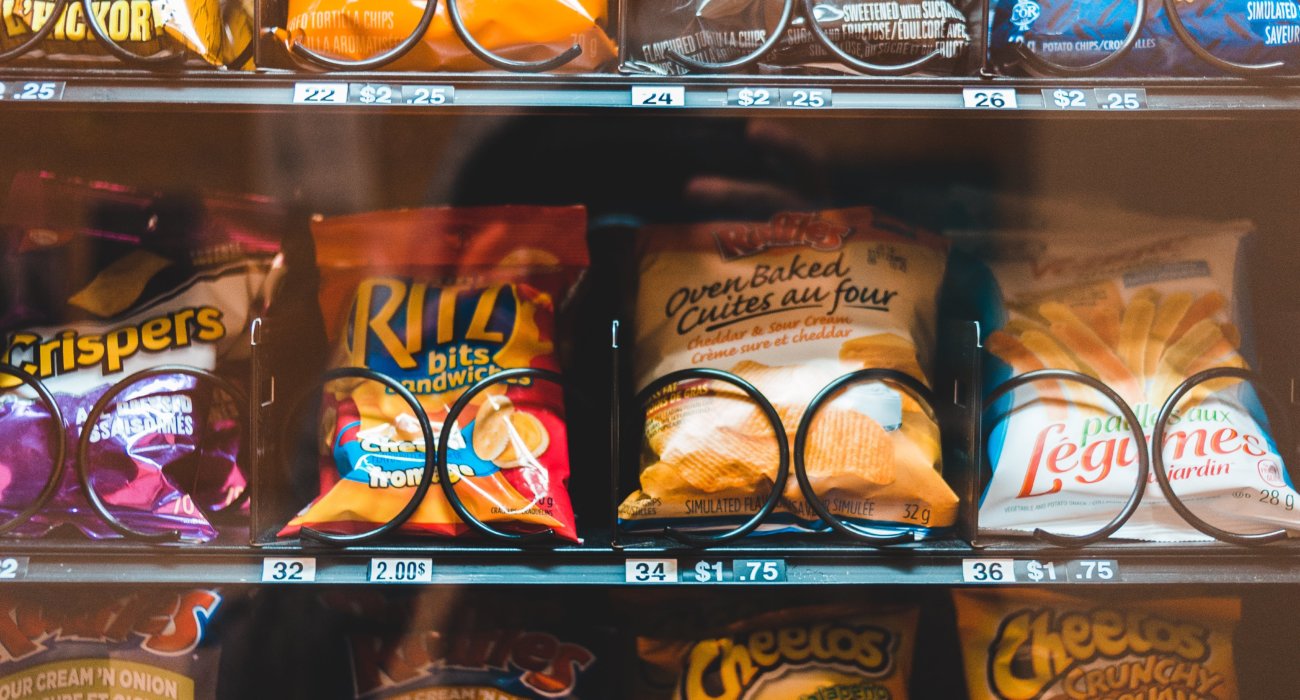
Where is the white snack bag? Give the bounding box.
[978,218,1300,541]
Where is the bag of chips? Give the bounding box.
[621,0,974,75]
[283,0,616,72]
[0,172,284,541]
[331,589,609,699]
[279,206,586,541]
[0,0,225,65]
[954,589,1240,700]
[638,603,917,699]
[0,586,226,700]
[618,208,958,538]
[977,212,1300,541]
[989,0,1300,76]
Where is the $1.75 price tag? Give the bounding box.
[687,559,787,583]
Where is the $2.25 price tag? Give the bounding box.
[261,557,317,583]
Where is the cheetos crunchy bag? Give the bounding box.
[280,206,585,541]
[638,603,917,699]
[0,171,284,541]
[618,208,957,538]
[954,590,1240,700]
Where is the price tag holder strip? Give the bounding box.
[964,559,1122,584]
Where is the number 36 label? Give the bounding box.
[962,559,1016,583]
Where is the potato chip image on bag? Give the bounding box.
[954,590,1240,700]
[638,604,917,700]
[976,215,1300,541]
[279,206,586,541]
[618,208,958,537]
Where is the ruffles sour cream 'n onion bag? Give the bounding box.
[280,206,587,541]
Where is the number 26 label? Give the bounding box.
[963,88,1018,110]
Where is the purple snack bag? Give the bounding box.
[0,172,284,541]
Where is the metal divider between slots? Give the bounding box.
[1150,367,1297,544]
[74,364,251,543]
[980,368,1150,546]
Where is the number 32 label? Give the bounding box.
[261,557,316,582]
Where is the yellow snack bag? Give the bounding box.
[639,604,917,700]
[954,589,1240,700]
[619,208,958,537]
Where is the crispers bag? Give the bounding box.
[280,206,586,541]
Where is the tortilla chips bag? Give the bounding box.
[618,208,957,537]
[1,0,224,65]
[978,215,1300,541]
[280,206,586,541]
[954,590,1240,700]
[638,604,917,699]
[283,0,615,72]
[0,172,284,541]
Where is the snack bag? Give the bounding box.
[0,586,225,700]
[638,604,917,699]
[0,0,224,65]
[280,206,586,541]
[989,0,1300,76]
[332,589,609,699]
[0,172,284,541]
[283,0,616,72]
[621,0,973,76]
[954,590,1240,700]
[619,208,958,537]
[978,216,1300,541]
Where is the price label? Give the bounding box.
[625,559,677,583]
[1043,88,1093,110]
[1018,560,1063,582]
[962,559,1016,583]
[962,88,1018,110]
[293,83,347,105]
[1095,88,1147,110]
[686,559,786,583]
[728,87,776,107]
[403,85,454,106]
[0,557,28,580]
[783,88,832,109]
[1067,559,1119,582]
[369,558,432,583]
[261,557,317,583]
[1,81,64,102]
[631,86,685,107]
[351,83,398,105]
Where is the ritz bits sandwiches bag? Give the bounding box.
[280,206,585,541]
[0,0,226,65]
[329,589,609,699]
[978,217,1300,541]
[283,0,615,71]
[955,590,1240,700]
[0,172,284,541]
[618,208,958,537]
[638,604,917,699]
[0,586,225,700]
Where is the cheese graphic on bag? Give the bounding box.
[619,208,958,537]
[978,218,1300,541]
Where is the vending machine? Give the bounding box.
[1,0,1299,697]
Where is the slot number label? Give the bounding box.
[632,86,685,107]
[1096,88,1146,110]
[962,88,1018,110]
[625,559,677,583]
[687,559,787,583]
[0,557,27,580]
[0,81,64,101]
[369,558,432,583]
[293,83,347,105]
[962,559,1016,583]
[261,557,317,583]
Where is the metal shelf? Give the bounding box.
[2,70,1300,113]
[2,530,1300,585]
